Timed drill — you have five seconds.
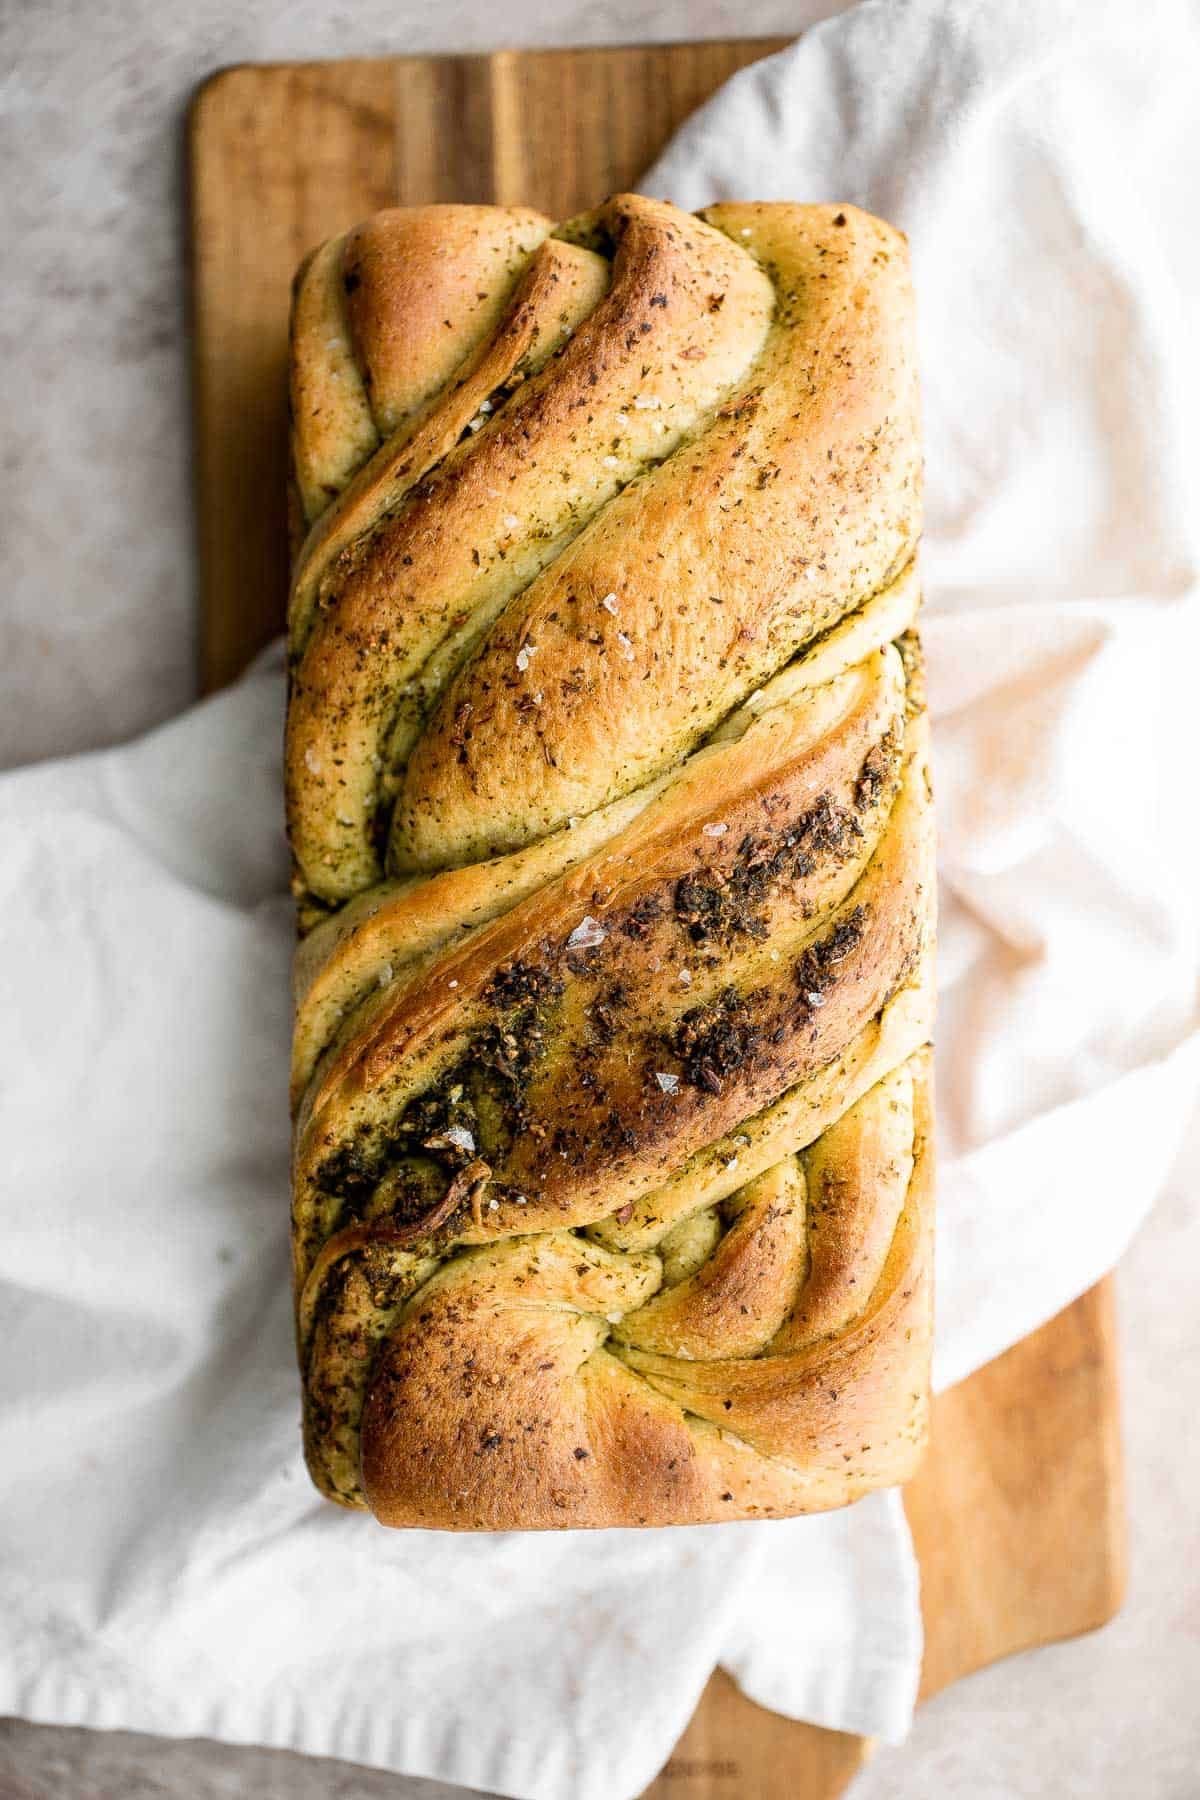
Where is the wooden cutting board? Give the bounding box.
[190,41,1126,1797]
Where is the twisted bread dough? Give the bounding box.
[287,196,934,1528]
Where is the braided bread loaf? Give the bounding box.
[286,196,934,1530]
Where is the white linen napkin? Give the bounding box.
[2,2,1198,1795]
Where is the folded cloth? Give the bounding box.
[2,2,1198,1796]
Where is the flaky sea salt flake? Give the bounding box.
[566,915,607,952]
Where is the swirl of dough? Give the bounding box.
[286,197,934,1528]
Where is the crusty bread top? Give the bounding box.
[286,196,920,904]
[285,196,933,1530]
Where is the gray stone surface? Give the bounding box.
[0,1720,488,1799]
[1,2,1197,1796]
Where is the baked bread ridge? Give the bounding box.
[285,195,934,1530]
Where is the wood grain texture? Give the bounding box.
[189,42,1125,1800]
[910,1279,1126,1705]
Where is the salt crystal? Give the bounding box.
[702,821,728,838]
[633,394,660,410]
[606,1312,622,1325]
[515,1193,528,1205]
[567,816,580,830]
[733,1133,751,1149]
[448,978,459,989]
[600,593,619,614]
[616,631,635,660]
[725,1156,740,1173]
[740,227,752,238]
[443,1123,475,1154]
[566,915,607,952]
[479,399,494,413]
[488,1196,500,1212]
[602,455,619,469]
[804,990,827,1009]
[516,641,537,673]
[304,747,322,775]
[467,416,486,432]
[654,1071,679,1095]
[679,968,693,987]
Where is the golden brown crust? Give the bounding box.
[394,204,919,873]
[286,198,934,1530]
[358,1054,932,1528]
[336,206,551,439]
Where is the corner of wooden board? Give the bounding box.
[189,62,267,143]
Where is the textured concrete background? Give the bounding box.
[2,2,1198,1796]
